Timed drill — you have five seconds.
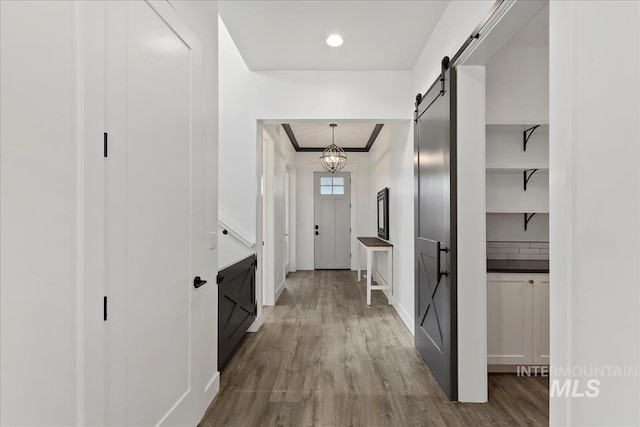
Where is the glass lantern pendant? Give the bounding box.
[320,124,347,173]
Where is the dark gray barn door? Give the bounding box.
[218,254,257,370]
[414,58,457,400]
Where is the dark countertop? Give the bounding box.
[487,260,549,273]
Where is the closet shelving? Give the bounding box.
[486,124,549,229]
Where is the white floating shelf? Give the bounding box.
[486,121,549,127]
[486,166,549,172]
[486,207,550,214]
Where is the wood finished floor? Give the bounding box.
[201,270,549,427]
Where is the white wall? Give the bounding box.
[364,0,494,341]
[0,2,81,424]
[217,15,412,272]
[486,46,549,124]
[0,1,219,425]
[295,152,372,271]
[367,124,413,331]
[549,1,640,425]
[412,0,496,96]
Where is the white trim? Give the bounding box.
[218,217,256,248]
[275,279,285,303]
[74,2,86,424]
[247,313,263,333]
[392,299,415,337]
[252,122,265,332]
[453,0,515,66]
[204,372,220,394]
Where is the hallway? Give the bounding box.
[202,271,548,426]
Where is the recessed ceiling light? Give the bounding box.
[326,34,343,47]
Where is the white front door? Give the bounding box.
[314,172,351,269]
[104,2,206,426]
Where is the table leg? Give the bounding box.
[366,249,372,305]
[357,244,361,282]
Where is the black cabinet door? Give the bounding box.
[414,62,457,400]
[218,254,257,370]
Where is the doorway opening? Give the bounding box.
[454,0,551,405]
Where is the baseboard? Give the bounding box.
[392,299,415,336]
[275,279,285,302]
[247,313,263,333]
[205,371,220,394]
[198,372,220,426]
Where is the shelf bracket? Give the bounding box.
[523,169,539,191]
[524,213,537,231]
[523,125,540,152]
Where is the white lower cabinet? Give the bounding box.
[487,273,549,367]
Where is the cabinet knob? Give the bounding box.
[528,279,534,284]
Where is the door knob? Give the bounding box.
[315,231,320,235]
[193,276,208,289]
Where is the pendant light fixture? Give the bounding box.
[320,124,347,173]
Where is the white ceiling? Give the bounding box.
[218,1,449,71]
[289,122,377,149]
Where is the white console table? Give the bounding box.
[357,237,393,305]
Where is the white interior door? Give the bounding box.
[314,172,351,269]
[104,2,205,426]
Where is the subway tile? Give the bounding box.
[499,247,520,254]
[509,242,531,248]
[487,242,510,248]
[486,247,501,254]
[530,242,550,249]
[508,254,531,260]
[528,254,550,260]
[487,254,509,260]
[520,248,541,254]
[540,249,549,254]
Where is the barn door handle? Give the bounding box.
[438,243,449,282]
[193,276,208,288]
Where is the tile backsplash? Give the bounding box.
[487,241,549,260]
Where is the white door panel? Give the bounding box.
[105,2,204,426]
[314,172,351,269]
